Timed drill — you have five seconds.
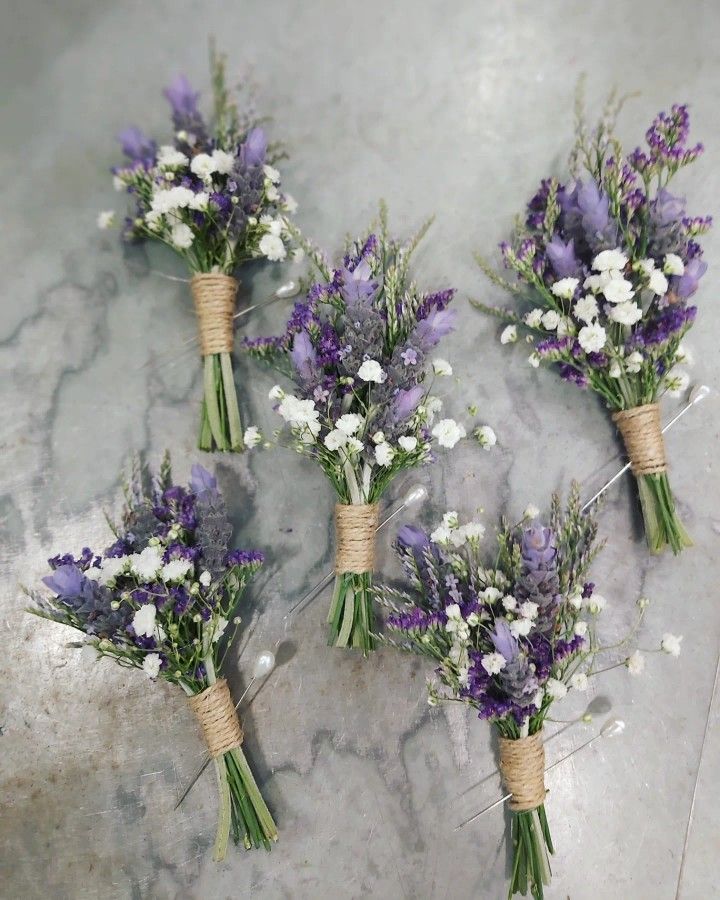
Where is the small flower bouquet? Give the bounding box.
[475,92,710,554]
[375,486,679,899]
[106,48,296,452]
[247,206,465,653]
[27,456,277,860]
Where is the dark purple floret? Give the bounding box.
[225,548,264,568]
[559,363,589,388]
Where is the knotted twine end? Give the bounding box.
[334,503,380,575]
[498,731,546,812]
[612,403,667,476]
[190,273,238,357]
[188,678,243,758]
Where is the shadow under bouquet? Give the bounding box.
[27,456,276,860]
[246,206,466,653]
[105,48,296,452]
[375,486,679,899]
[475,92,710,554]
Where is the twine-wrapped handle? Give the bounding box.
[498,730,546,812]
[334,503,380,575]
[191,273,238,357]
[612,403,667,476]
[188,678,244,758]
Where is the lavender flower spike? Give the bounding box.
[241,127,267,167]
[163,74,200,116]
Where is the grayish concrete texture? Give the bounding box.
[1,1,719,898]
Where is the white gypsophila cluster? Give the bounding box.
[429,510,485,549]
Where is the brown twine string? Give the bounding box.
[498,731,547,812]
[190,273,238,356]
[334,503,380,575]
[612,403,667,476]
[188,678,244,759]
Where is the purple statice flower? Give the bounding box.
[585,352,608,368]
[674,258,707,298]
[412,308,457,349]
[525,178,554,230]
[117,126,156,165]
[290,330,318,380]
[416,289,455,322]
[225,548,264,568]
[104,539,131,558]
[241,126,267,167]
[559,363,588,388]
[546,236,582,279]
[536,336,572,357]
[172,586,193,615]
[386,605,444,633]
[582,581,595,599]
[48,546,95,570]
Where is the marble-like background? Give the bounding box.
[2,1,719,897]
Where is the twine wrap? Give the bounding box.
[334,503,380,575]
[188,678,243,759]
[612,403,667,476]
[498,731,546,812]
[191,273,238,357]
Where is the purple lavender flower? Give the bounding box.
[225,549,264,567]
[290,330,318,380]
[163,75,200,117]
[675,258,707,298]
[391,385,424,422]
[189,464,218,498]
[490,620,518,661]
[413,308,457,349]
[339,261,380,306]
[117,126,156,164]
[241,127,267,167]
[546,236,582,278]
[42,564,86,599]
[521,526,557,570]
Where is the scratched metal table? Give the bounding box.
[2,1,719,897]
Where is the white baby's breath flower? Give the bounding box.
[345,437,363,454]
[570,672,589,692]
[398,435,418,452]
[626,650,645,675]
[96,555,128,584]
[523,504,539,520]
[463,522,485,542]
[190,153,217,181]
[519,601,539,620]
[475,425,496,450]
[524,309,543,328]
[532,688,545,708]
[568,589,583,610]
[269,384,285,401]
[324,429,348,451]
[635,258,656,276]
[500,324,517,344]
[551,278,579,300]
[432,358,453,376]
[284,194,299,214]
[171,223,194,250]
[574,295,599,324]
[664,253,685,276]
[648,269,669,296]
[528,352,541,368]
[199,570,212,587]
[243,426,262,448]
[510,618,532,638]
[578,322,607,353]
[259,233,287,261]
[602,277,635,304]
[661,633,683,657]
[574,620,588,637]
[609,359,622,378]
[212,616,229,643]
[545,677,568,700]
[357,359,387,383]
[131,546,164,582]
[375,442,395,467]
[189,191,210,211]
[157,145,189,168]
[593,248,628,272]
[336,414,362,435]
[623,350,643,374]
[372,430,385,444]
[161,558,193,582]
[586,593,607,614]
[542,310,561,330]
[502,595,518,612]
[431,419,466,449]
[430,524,452,545]
[112,174,125,192]
[664,369,690,397]
[97,210,115,230]
[132,604,157,638]
[210,149,235,175]
[263,164,281,183]
[142,653,162,678]
[481,652,507,676]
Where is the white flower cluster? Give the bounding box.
[430,510,486,548]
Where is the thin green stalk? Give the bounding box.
[202,355,226,451]
[219,352,243,450]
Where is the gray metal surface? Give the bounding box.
[1,2,719,897]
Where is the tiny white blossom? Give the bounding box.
[542,310,561,330]
[578,323,607,353]
[284,194,299,214]
[132,604,157,638]
[131,546,164,582]
[269,384,285,401]
[609,359,622,378]
[212,616,229,643]
[199,571,212,587]
[259,233,287,261]
[519,601,539,620]
[570,672,589,692]
[142,653,162,678]
[112,174,125,192]
[574,620,588,637]
[593,248,628,272]
[189,191,210,211]
[532,688,545,708]
[510,618,533,638]
[462,522,485,542]
[502,595,518,611]
[528,353,541,368]
[661,633,683,657]
[243,426,262,448]
[625,350,644,374]
[675,343,693,366]
[161,559,193,582]
[626,650,645,676]
[602,277,635,305]
[157,145,189,168]
[574,295,599,324]
[430,524,452,544]
[324,429,348,451]
[475,425,497,450]
[481,652,507,676]
[635,258,656,276]
[500,324,518,344]
[345,437,363,454]
[664,253,685,276]
[431,419,466,449]
[551,278,579,300]
[648,269,669,296]
[171,223,194,250]
[586,593,607,615]
[568,589,583,610]
[372,430,385,444]
[432,358,453,377]
[96,555,128,584]
[336,414,362,435]
[375,442,395,467]
[398,435,418,452]
[556,316,574,337]
[263,164,281,183]
[190,153,218,181]
[523,504,540,520]
[664,369,690,397]
[97,210,115,230]
[524,309,543,328]
[357,359,387,383]
[545,677,568,700]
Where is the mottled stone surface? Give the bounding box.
[1,1,719,898]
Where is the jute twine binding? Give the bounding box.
[188,678,243,759]
[612,403,667,476]
[498,731,547,812]
[334,503,380,575]
[190,273,238,357]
